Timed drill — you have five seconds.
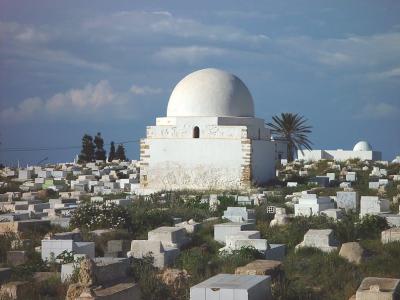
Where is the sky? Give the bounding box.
[0,0,399,166]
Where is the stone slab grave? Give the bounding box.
[220,234,285,261]
[175,219,201,234]
[223,207,256,224]
[0,219,51,234]
[346,172,357,182]
[339,242,365,265]
[221,237,268,254]
[6,250,28,266]
[336,191,358,211]
[356,277,400,300]
[52,229,83,242]
[190,273,272,300]
[129,240,179,269]
[368,181,380,190]
[326,173,336,182]
[360,196,390,218]
[237,196,253,206]
[41,239,95,261]
[209,194,219,211]
[0,268,12,284]
[235,260,282,280]
[105,240,131,258]
[214,222,255,244]
[381,228,400,244]
[62,257,130,283]
[309,176,330,187]
[340,182,352,188]
[382,214,400,228]
[321,208,344,221]
[148,226,190,248]
[76,282,141,300]
[65,257,141,300]
[294,193,334,217]
[296,229,339,253]
[0,281,32,300]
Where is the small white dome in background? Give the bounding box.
[167,68,254,117]
[353,140,373,151]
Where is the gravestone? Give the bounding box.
[296,229,339,253]
[336,191,358,211]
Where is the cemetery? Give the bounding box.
[0,70,399,299]
[0,155,399,299]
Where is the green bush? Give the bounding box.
[70,201,132,230]
[130,256,172,300]
[281,248,360,300]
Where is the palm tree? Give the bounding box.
[266,113,312,161]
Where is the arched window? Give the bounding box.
[193,126,200,138]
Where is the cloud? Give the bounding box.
[0,21,49,43]
[356,102,400,120]
[154,46,228,65]
[130,85,162,95]
[367,67,400,80]
[0,21,111,71]
[277,32,400,70]
[83,10,269,45]
[0,81,136,123]
[0,97,44,122]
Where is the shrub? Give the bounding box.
[281,248,360,300]
[70,201,131,230]
[357,215,388,240]
[130,256,172,300]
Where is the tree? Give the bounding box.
[94,132,106,161]
[78,134,95,163]
[266,113,312,161]
[108,141,116,162]
[115,144,127,161]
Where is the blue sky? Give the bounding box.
[0,0,399,166]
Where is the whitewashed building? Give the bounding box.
[297,140,382,162]
[140,68,286,191]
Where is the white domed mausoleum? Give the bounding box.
[139,68,288,191]
[297,140,382,162]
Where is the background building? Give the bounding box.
[297,140,382,162]
[139,68,286,191]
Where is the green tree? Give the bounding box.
[94,132,106,161]
[115,144,127,161]
[266,113,312,161]
[108,141,116,162]
[78,134,95,163]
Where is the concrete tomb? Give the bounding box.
[296,229,339,253]
[294,193,334,217]
[41,239,95,261]
[214,222,255,244]
[190,274,272,300]
[356,277,400,300]
[223,207,256,223]
[381,228,400,244]
[336,191,358,211]
[235,260,282,280]
[339,242,365,265]
[360,196,390,218]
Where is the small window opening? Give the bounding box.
[193,126,200,138]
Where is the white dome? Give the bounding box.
[167,68,254,117]
[353,141,372,151]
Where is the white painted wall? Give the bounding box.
[298,149,382,161]
[252,140,276,185]
[146,138,244,190]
